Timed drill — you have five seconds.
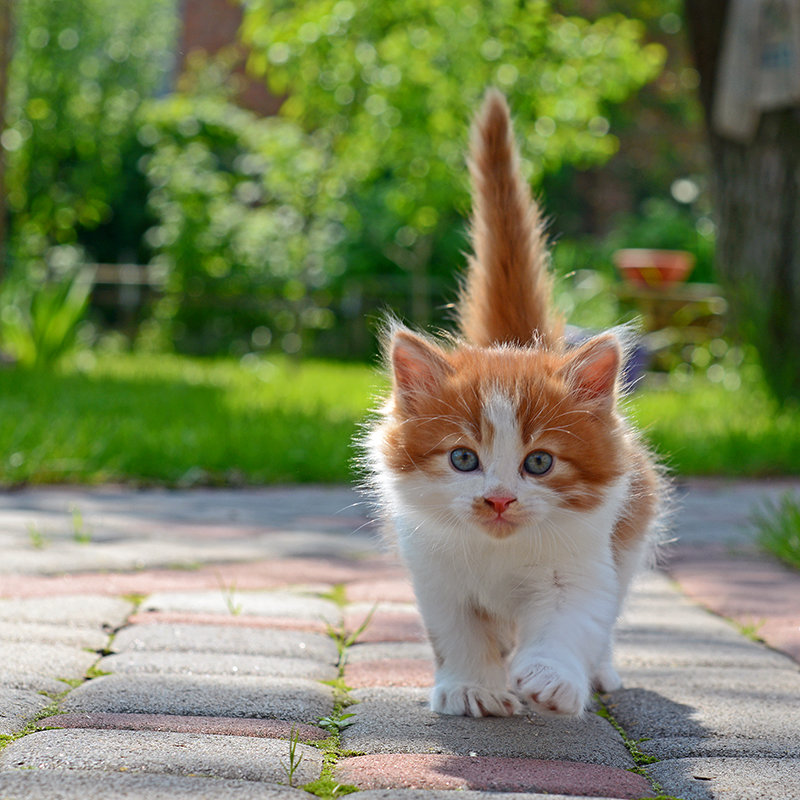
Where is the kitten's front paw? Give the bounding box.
[431,681,522,717]
[512,658,589,716]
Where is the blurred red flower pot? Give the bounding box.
[613,248,695,288]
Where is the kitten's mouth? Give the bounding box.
[481,513,520,538]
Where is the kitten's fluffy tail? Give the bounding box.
[457,90,563,348]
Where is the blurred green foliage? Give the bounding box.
[2,0,176,271]
[239,0,667,339]
[0,261,94,368]
[1,0,709,363]
[138,81,344,354]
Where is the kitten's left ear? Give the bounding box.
[560,334,620,407]
[389,328,452,412]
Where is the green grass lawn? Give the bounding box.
[629,377,800,477]
[0,353,382,486]
[1,351,798,486]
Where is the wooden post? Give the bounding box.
[684,0,800,402]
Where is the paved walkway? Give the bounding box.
[1,479,799,800]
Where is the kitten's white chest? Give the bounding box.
[398,517,562,618]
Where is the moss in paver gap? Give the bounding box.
[595,694,688,800]
[0,598,135,752]
[299,583,368,797]
[0,695,63,752]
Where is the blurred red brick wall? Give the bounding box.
[178,0,282,116]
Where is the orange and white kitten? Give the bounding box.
[365,90,662,718]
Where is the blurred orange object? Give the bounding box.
[613,248,695,288]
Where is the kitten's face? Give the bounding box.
[380,332,626,540]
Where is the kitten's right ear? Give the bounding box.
[388,328,452,412]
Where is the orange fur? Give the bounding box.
[375,90,661,555]
[365,90,663,719]
[457,89,563,348]
[381,339,628,514]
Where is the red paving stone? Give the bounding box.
[128,611,330,633]
[0,557,402,598]
[38,712,328,741]
[345,658,434,688]
[336,754,654,797]
[345,607,427,643]
[346,576,416,604]
[668,544,800,663]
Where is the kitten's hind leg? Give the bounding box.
[592,536,653,695]
[591,657,622,693]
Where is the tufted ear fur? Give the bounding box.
[559,334,620,407]
[389,329,453,414]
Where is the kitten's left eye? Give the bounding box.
[523,450,554,476]
[450,448,480,472]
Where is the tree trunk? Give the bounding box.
[685,0,800,403]
[0,0,12,280]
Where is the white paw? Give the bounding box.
[592,662,622,693]
[431,681,522,717]
[512,658,589,716]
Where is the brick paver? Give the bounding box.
[0,481,798,800]
[335,754,653,797]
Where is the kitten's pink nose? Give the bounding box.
[485,495,517,515]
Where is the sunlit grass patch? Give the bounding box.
[751,492,800,571]
[628,375,800,477]
[0,353,382,486]
[1,352,799,486]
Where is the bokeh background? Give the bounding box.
[0,0,799,493]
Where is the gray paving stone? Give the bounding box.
[0,689,52,736]
[60,673,334,722]
[609,665,800,758]
[0,485,364,532]
[0,771,314,799]
[340,687,633,769]
[613,571,791,669]
[112,624,338,663]
[0,728,323,784]
[2,642,99,686]
[649,756,800,800]
[141,590,340,624]
[0,596,132,629]
[1,671,69,696]
[671,479,800,548]
[0,486,374,572]
[346,642,435,664]
[613,627,794,670]
[621,572,760,641]
[0,621,109,650]
[2,541,270,575]
[97,651,338,681]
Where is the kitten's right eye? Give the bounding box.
[450,448,479,472]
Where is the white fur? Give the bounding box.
[368,388,651,718]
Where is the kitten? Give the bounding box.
[364,90,662,718]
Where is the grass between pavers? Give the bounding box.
[2,352,800,486]
[595,694,687,800]
[0,604,126,754]
[297,583,370,797]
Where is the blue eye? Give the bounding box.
[450,448,479,472]
[523,450,553,476]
